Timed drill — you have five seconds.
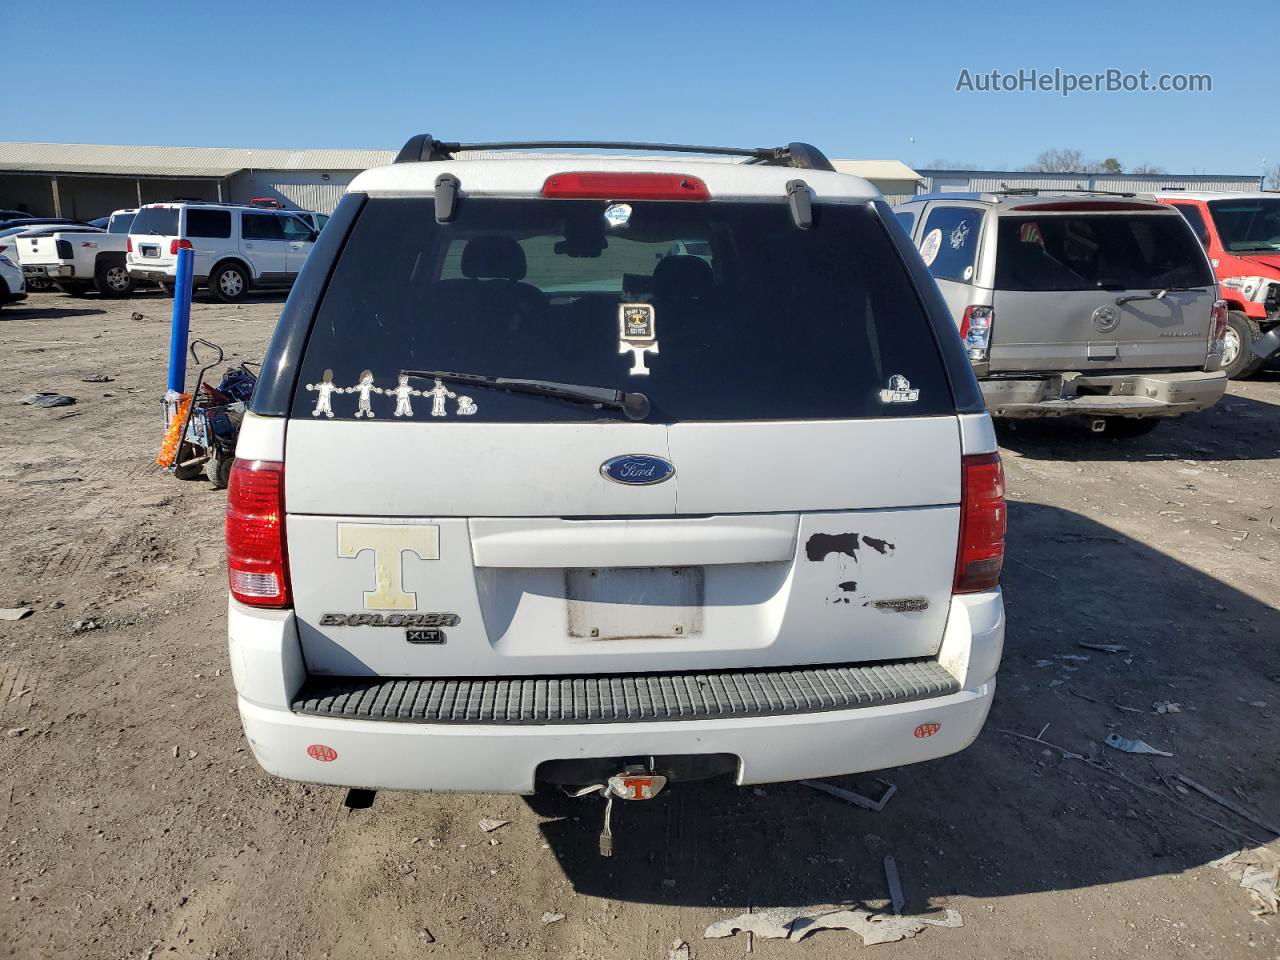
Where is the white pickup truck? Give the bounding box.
[19,209,138,297]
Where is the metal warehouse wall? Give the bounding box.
[915,170,1262,196]
[0,174,225,218]
[227,171,358,213]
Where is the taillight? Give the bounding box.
[959,305,994,362]
[954,453,1006,593]
[126,237,133,253]
[226,459,290,608]
[55,239,73,259]
[170,238,193,255]
[542,172,710,201]
[1210,299,1228,350]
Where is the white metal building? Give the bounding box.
[914,168,1263,198]
[0,141,930,220]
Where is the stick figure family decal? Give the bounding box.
[305,371,477,419]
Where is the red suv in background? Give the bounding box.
[1155,192,1280,378]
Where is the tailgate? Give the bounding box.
[285,418,961,677]
[990,287,1214,371]
[16,236,61,266]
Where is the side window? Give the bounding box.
[280,215,315,241]
[315,214,329,230]
[894,210,916,235]
[1171,204,1209,248]
[918,206,984,283]
[242,213,284,241]
[186,209,231,239]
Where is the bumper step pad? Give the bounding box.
[291,660,959,725]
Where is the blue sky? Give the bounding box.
[9,0,1276,176]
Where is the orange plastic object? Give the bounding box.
[156,394,193,468]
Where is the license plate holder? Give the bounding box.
[141,245,159,258]
[565,566,704,640]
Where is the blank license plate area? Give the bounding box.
[141,246,159,257]
[566,567,704,640]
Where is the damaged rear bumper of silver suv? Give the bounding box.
[980,370,1227,419]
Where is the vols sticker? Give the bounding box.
[949,219,970,249]
[879,375,920,404]
[604,203,632,227]
[618,303,659,376]
[918,228,942,267]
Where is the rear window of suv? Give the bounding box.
[130,207,179,237]
[994,212,1213,292]
[291,197,956,422]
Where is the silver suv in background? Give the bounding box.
[894,192,1227,436]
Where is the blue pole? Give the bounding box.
[166,246,194,395]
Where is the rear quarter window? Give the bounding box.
[918,206,983,283]
[186,209,231,238]
[290,197,957,423]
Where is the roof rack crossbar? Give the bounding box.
[393,135,834,171]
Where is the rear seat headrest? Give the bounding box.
[462,236,527,281]
[653,255,713,299]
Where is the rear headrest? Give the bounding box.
[462,236,527,281]
[653,255,713,299]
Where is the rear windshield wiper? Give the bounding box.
[401,369,651,421]
[1114,286,1204,305]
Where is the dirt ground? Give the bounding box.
[0,288,1277,960]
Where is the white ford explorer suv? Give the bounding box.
[227,136,1006,822]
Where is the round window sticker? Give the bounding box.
[963,265,974,281]
[919,228,942,267]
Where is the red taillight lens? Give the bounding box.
[959,305,994,362]
[955,453,1006,593]
[226,459,290,607]
[542,172,710,201]
[126,237,133,253]
[1210,299,1228,341]
[170,238,193,255]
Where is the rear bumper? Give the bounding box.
[228,592,1004,794]
[981,370,1226,419]
[22,263,74,278]
[126,263,177,281]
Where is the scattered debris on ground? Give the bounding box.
[1213,846,1280,916]
[1152,701,1182,714]
[1078,642,1128,654]
[80,374,113,383]
[478,818,510,833]
[1104,734,1172,757]
[704,904,962,946]
[799,778,897,812]
[666,940,690,960]
[540,911,565,925]
[0,606,33,621]
[18,392,76,408]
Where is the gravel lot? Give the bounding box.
[1,289,1277,959]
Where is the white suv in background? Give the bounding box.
[0,242,26,309]
[227,135,1007,827]
[126,202,320,302]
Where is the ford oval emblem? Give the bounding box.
[600,454,675,486]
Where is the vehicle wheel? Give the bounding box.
[210,262,249,303]
[204,454,232,489]
[25,277,52,292]
[1221,310,1264,379]
[55,280,92,297]
[1102,417,1162,438]
[94,259,134,298]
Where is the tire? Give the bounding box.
[1102,417,1162,438]
[94,258,134,298]
[210,261,250,303]
[1221,310,1264,380]
[25,277,53,292]
[204,454,232,489]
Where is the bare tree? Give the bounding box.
[1028,148,1089,173]
[1130,163,1167,176]
[1266,163,1280,191]
[923,159,980,170]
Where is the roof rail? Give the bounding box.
[392,135,835,171]
[994,186,1139,198]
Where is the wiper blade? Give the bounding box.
[1115,285,1207,305]
[401,369,651,421]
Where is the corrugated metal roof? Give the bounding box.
[0,141,395,177]
[830,159,921,182]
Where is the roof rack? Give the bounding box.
[996,186,1138,198]
[392,135,835,172]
